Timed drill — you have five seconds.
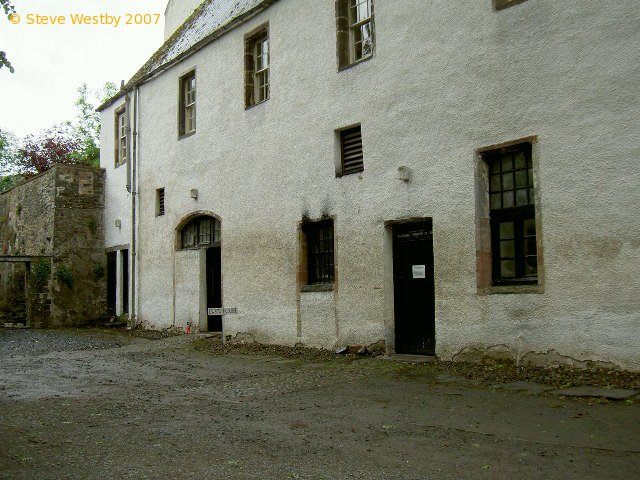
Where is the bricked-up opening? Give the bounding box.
[336,0,374,69]
[492,0,529,11]
[114,105,126,167]
[475,137,544,294]
[338,125,364,176]
[156,188,165,216]
[300,219,335,287]
[178,70,196,137]
[244,24,269,108]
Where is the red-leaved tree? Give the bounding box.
[18,125,81,176]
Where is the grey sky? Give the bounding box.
[0,0,168,137]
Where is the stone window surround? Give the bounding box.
[474,136,544,295]
[244,23,270,109]
[113,104,127,168]
[178,69,196,138]
[335,123,365,177]
[156,188,165,217]
[335,0,375,71]
[298,217,337,292]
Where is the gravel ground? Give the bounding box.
[192,336,640,391]
[1,328,639,479]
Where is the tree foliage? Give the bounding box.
[66,82,118,167]
[17,125,81,176]
[0,128,19,174]
[0,81,117,180]
[1,0,16,73]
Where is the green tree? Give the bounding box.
[0,128,22,192]
[1,0,16,73]
[1,81,117,180]
[0,128,18,174]
[67,82,117,166]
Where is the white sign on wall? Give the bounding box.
[412,265,426,279]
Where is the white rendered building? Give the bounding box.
[99,0,640,369]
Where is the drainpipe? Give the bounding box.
[129,87,139,328]
[125,94,132,193]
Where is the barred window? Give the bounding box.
[304,220,335,285]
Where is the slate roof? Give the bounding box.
[99,0,277,111]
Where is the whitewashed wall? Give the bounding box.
[103,0,640,369]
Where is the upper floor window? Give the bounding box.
[114,106,126,167]
[180,216,220,249]
[245,26,270,108]
[179,71,196,137]
[336,0,374,69]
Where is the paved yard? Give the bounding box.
[1,329,639,479]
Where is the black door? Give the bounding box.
[121,249,129,314]
[206,247,222,332]
[106,251,117,316]
[392,220,435,355]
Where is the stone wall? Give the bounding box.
[0,165,106,327]
[50,166,107,326]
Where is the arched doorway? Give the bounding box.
[176,214,222,332]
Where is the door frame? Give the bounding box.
[383,217,436,355]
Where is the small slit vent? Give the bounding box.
[157,188,165,216]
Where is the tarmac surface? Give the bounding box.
[1,329,639,479]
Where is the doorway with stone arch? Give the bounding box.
[175,212,222,332]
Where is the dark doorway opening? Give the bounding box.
[206,246,222,332]
[106,251,117,316]
[392,220,435,355]
[121,249,129,314]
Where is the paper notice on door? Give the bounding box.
[412,265,426,279]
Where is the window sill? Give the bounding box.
[336,169,364,178]
[478,283,543,295]
[301,284,334,293]
[178,130,196,140]
[338,54,373,73]
[114,161,126,169]
[245,99,269,111]
[493,0,528,12]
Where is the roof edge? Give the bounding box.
[97,0,278,112]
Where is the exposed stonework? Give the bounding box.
[453,344,516,365]
[0,165,106,328]
[453,344,621,371]
[520,350,620,371]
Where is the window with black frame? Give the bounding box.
[486,143,537,284]
[304,220,334,285]
[180,216,219,249]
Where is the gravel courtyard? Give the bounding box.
[1,329,639,479]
